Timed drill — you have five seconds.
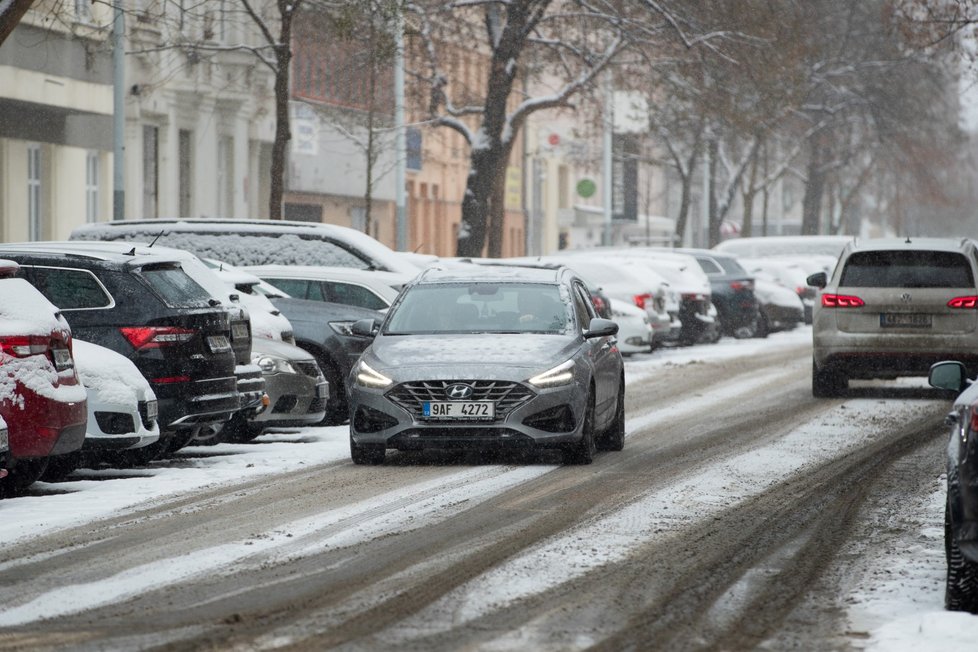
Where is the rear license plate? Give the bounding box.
[207,335,232,353]
[880,313,932,328]
[231,323,250,341]
[422,401,495,420]
[52,348,73,371]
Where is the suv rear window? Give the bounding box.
[23,267,112,309]
[139,264,215,306]
[839,251,974,288]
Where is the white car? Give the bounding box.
[50,339,160,478]
[242,264,414,313]
[713,235,851,260]
[608,298,654,355]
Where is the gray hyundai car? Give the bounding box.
[347,265,625,465]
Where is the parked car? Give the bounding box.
[270,297,384,425]
[347,264,625,465]
[0,244,239,462]
[740,257,818,324]
[70,217,422,275]
[45,339,160,478]
[0,259,88,493]
[676,249,760,339]
[244,265,413,312]
[608,298,654,355]
[222,337,329,442]
[928,361,978,612]
[202,260,295,343]
[536,255,679,346]
[753,278,805,337]
[809,237,978,396]
[713,234,851,261]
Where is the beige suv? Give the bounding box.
[808,237,978,397]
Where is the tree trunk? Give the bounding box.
[707,137,720,247]
[674,174,693,247]
[457,148,500,257]
[0,0,34,47]
[486,171,507,257]
[269,34,293,220]
[363,5,378,234]
[740,143,760,238]
[801,138,825,235]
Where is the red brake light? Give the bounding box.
[730,280,754,291]
[0,335,50,357]
[948,296,978,309]
[120,326,196,350]
[633,293,653,309]
[821,293,864,308]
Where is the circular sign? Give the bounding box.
[547,133,560,147]
[576,178,596,198]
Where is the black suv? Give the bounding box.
[0,244,240,458]
[676,249,760,339]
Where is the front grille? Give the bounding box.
[386,380,534,420]
[294,361,322,379]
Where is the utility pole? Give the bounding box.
[602,76,613,246]
[394,9,407,251]
[112,0,125,220]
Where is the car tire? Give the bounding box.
[946,501,978,612]
[812,360,847,398]
[350,432,386,465]
[221,412,265,443]
[754,313,770,339]
[313,353,348,426]
[565,392,596,465]
[0,457,49,495]
[39,451,82,482]
[598,380,625,452]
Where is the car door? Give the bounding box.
[572,280,618,421]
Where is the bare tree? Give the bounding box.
[0,0,35,46]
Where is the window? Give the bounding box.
[839,251,974,288]
[143,126,158,219]
[139,264,213,307]
[262,278,310,299]
[24,267,112,310]
[27,144,41,241]
[320,281,389,311]
[86,152,99,223]
[178,130,193,216]
[695,258,724,275]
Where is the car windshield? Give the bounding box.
[839,250,974,288]
[384,283,571,334]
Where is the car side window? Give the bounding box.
[322,281,389,311]
[571,282,595,330]
[264,278,310,299]
[23,266,112,309]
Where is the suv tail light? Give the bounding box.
[120,326,196,350]
[948,296,978,309]
[633,293,653,310]
[730,280,754,291]
[821,293,864,308]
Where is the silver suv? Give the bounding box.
[808,237,978,397]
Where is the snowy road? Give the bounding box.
[0,327,973,651]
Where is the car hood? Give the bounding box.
[366,333,581,377]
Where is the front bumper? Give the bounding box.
[253,367,329,428]
[350,378,589,450]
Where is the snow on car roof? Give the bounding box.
[842,237,974,254]
[418,264,561,284]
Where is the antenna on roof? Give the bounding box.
[905,235,912,244]
[148,230,166,248]
[125,247,136,256]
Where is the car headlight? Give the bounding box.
[251,352,297,375]
[330,321,357,336]
[528,360,575,388]
[356,361,393,389]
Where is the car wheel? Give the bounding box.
[221,413,265,443]
[946,501,978,612]
[754,313,770,339]
[350,432,386,465]
[39,451,82,482]
[598,379,625,452]
[0,457,49,495]
[565,392,596,465]
[812,359,847,398]
[314,354,349,426]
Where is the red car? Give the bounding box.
[0,259,87,493]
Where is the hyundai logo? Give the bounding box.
[446,384,474,400]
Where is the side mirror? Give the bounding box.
[929,361,969,393]
[807,272,827,289]
[584,317,618,339]
[351,318,378,337]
